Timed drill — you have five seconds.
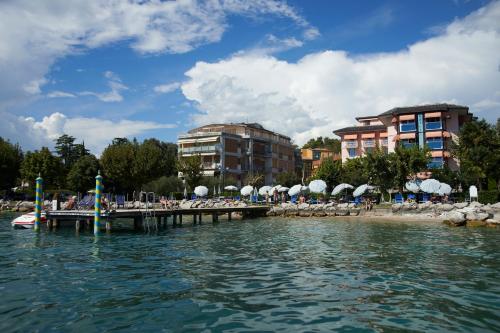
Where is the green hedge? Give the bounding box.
[478,190,499,204]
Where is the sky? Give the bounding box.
[0,0,499,154]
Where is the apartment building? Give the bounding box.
[177,123,295,186]
[301,148,341,180]
[333,104,474,170]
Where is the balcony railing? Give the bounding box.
[428,159,444,169]
[380,138,388,146]
[179,145,219,154]
[425,121,442,130]
[344,141,358,148]
[426,140,443,150]
[363,140,376,148]
[401,141,416,148]
[400,123,416,132]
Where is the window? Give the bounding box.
[348,148,357,158]
[313,150,321,160]
[426,137,443,150]
[425,117,442,130]
[428,157,444,169]
[400,120,416,132]
[345,140,357,148]
[401,139,416,148]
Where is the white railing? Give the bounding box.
[344,140,358,148]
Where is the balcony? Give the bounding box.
[425,121,442,130]
[428,158,444,169]
[401,140,416,148]
[363,139,376,148]
[380,138,388,146]
[400,123,416,132]
[344,140,358,148]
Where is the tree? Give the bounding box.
[54,134,89,169]
[0,137,23,191]
[20,147,64,189]
[452,119,500,190]
[133,139,166,186]
[310,158,342,189]
[276,171,301,187]
[143,176,183,196]
[390,145,431,191]
[362,148,395,199]
[302,136,341,153]
[66,155,100,193]
[100,140,137,193]
[176,155,203,190]
[341,158,368,186]
[432,165,460,190]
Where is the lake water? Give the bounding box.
[1,213,499,332]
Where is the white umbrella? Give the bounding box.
[183,187,187,199]
[353,184,374,197]
[437,183,452,196]
[241,185,253,196]
[420,179,441,194]
[288,184,303,196]
[405,181,420,193]
[224,185,238,191]
[278,187,289,193]
[332,183,354,196]
[309,180,327,193]
[194,186,208,197]
[258,186,272,196]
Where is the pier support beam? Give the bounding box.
[133,216,141,230]
[173,214,177,227]
[179,214,183,226]
[193,214,197,225]
[198,214,202,224]
[212,213,219,223]
[228,212,232,221]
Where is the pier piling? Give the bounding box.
[94,171,103,235]
[34,174,43,232]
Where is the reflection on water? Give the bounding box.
[0,213,499,332]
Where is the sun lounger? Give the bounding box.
[116,195,125,208]
[394,193,404,204]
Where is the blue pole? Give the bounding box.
[94,171,103,235]
[34,173,43,231]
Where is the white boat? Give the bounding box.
[11,212,47,229]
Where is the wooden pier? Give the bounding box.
[45,206,270,232]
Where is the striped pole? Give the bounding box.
[34,173,43,231]
[94,171,103,235]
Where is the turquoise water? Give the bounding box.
[1,213,499,332]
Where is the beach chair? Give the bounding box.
[116,195,125,208]
[235,195,240,201]
[407,194,416,202]
[394,193,404,204]
[354,196,362,206]
[251,195,258,203]
[291,195,297,204]
[191,194,197,200]
[76,195,90,210]
[420,193,430,203]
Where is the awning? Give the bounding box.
[400,132,416,139]
[425,131,442,138]
[425,112,442,118]
[431,151,450,157]
[344,134,358,140]
[443,131,451,138]
[361,133,375,139]
[379,132,388,138]
[399,114,415,121]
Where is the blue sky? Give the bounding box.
[0,0,499,154]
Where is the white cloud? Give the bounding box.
[47,91,76,98]
[0,111,176,155]
[80,71,128,102]
[182,1,500,145]
[0,0,316,110]
[154,82,181,94]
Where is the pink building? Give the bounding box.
[333,104,474,171]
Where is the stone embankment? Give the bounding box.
[267,201,500,227]
[0,200,36,212]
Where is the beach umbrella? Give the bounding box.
[309,180,327,194]
[224,185,238,191]
[437,182,452,196]
[241,185,253,196]
[331,183,354,196]
[288,184,303,196]
[183,186,187,199]
[213,185,217,196]
[405,181,420,193]
[258,186,272,196]
[278,187,289,193]
[194,186,208,197]
[353,184,374,197]
[420,179,441,194]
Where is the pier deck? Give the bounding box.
[45,206,271,231]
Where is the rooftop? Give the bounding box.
[378,103,469,117]
[333,124,386,135]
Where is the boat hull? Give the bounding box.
[11,212,47,229]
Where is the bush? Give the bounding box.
[478,190,499,204]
